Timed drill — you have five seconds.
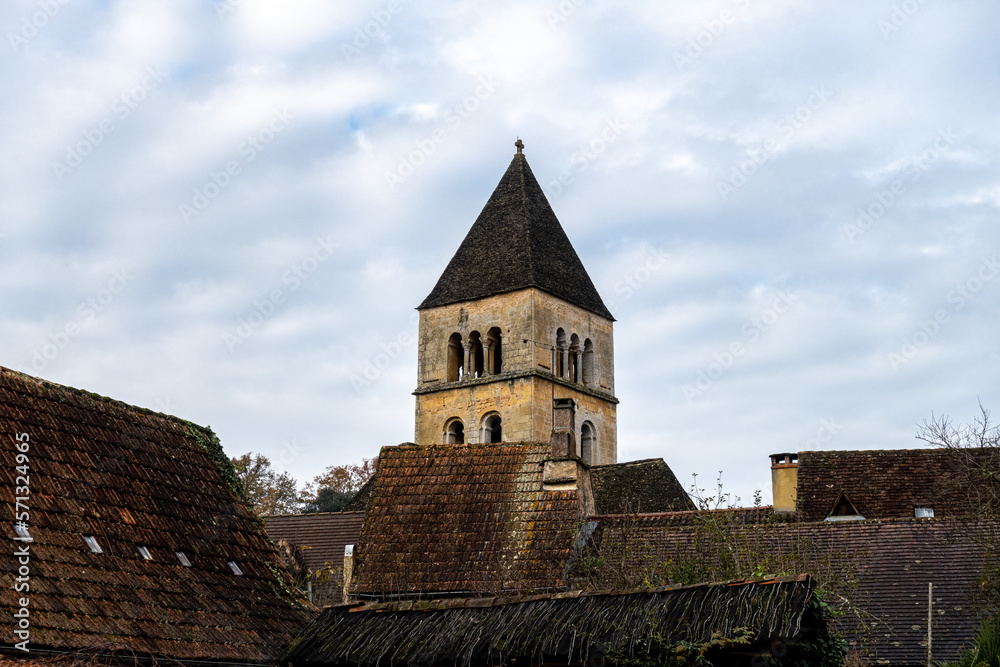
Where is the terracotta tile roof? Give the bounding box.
[264,512,365,607]
[0,366,314,662]
[588,514,988,665]
[285,575,824,666]
[591,458,694,514]
[796,448,967,521]
[351,443,587,599]
[418,152,614,320]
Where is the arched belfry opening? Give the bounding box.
[447,333,463,382]
[569,334,580,383]
[583,338,594,386]
[482,413,502,444]
[469,331,484,378]
[555,328,567,378]
[445,418,465,444]
[581,421,597,464]
[486,327,503,374]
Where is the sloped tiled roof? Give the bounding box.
[0,366,314,662]
[796,449,966,521]
[587,515,988,665]
[418,151,614,320]
[265,511,365,607]
[591,458,694,514]
[352,443,587,599]
[286,575,823,666]
[265,512,365,572]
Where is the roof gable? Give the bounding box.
[418,152,614,320]
[827,490,863,519]
[0,366,313,661]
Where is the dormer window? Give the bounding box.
[825,491,864,522]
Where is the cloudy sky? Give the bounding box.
[2,0,998,505]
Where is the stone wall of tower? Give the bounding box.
[416,289,536,386]
[413,376,617,464]
[413,287,617,463]
[527,289,615,396]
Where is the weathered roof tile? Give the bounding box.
[0,366,314,662]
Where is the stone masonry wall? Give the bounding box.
[414,288,617,463]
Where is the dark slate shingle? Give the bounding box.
[591,458,694,514]
[418,151,614,320]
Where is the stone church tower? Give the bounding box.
[413,143,618,464]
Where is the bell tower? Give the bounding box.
[412,142,619,465]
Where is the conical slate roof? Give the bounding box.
[418,150,614,320]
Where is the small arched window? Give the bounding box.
[555,328,567,378]
[482,413,502,444]
[582,338,594,386]
[445,418,465,444]
[581,421,597,464]
[486,327,503,374]
[569,334,580,383]
[447,333,464,382]
[469,331,484,378]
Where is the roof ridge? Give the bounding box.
[592,458,664,468]
[0,365,204,430]
[799,447,948,455]
[517,153,537,285]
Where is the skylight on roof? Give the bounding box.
[228,561,243,576]
[915,507,935,519]
[84,536,103,553]
[137,546,153,560]
[176,552,191,567]
[15,524,32,541]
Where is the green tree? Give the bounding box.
[302,457,377,514]
[230,453,301,516]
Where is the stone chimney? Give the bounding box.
[342,544,355,604]
[549,398,577,458]
[770,453,798,515]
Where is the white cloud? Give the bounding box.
[2,0,999,502]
